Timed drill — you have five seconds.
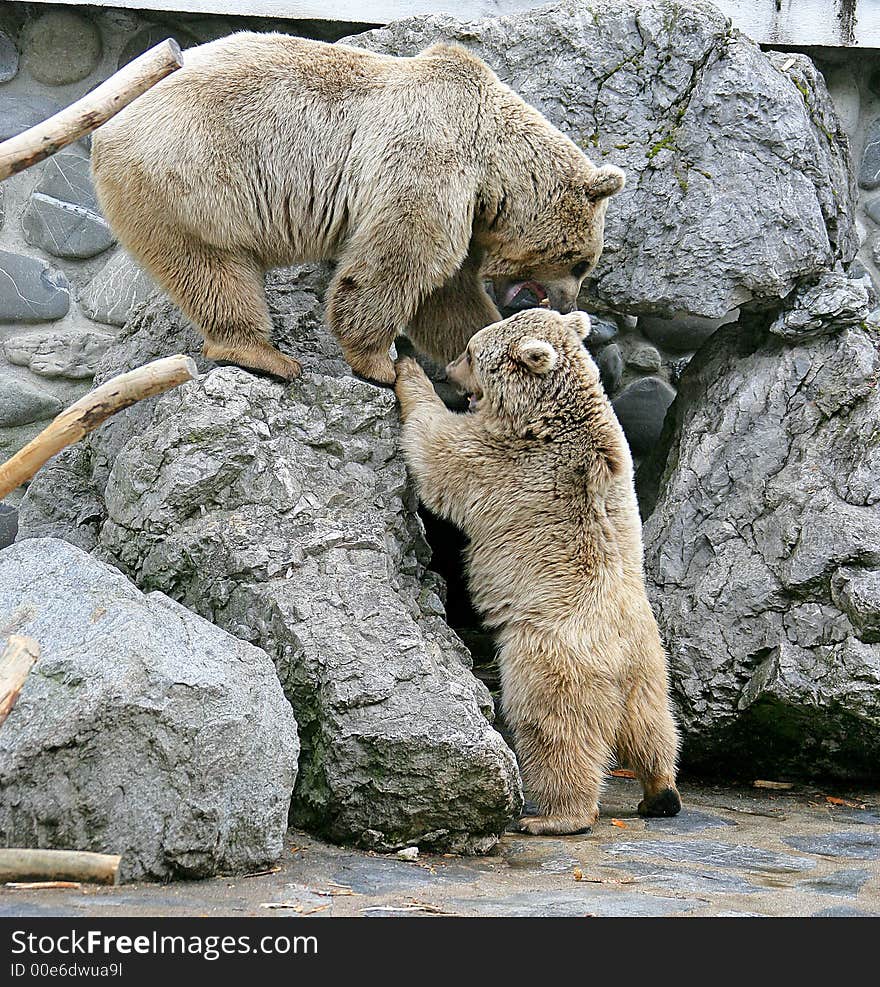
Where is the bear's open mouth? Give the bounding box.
[466,384,484,412]
[501,280,550,308]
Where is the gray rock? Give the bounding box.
[450,888,697,917]
[603,859,764,894]
[79,251,156,327]
[22,193,114,260]
[643,809,735,833]
[0,504,17,551]
[813,905,878,917]
[33,146,99,211]
[784,832,880,860]
[502,839,580,874]
[860,116,880,190]
[604,838,816,873]
[824,65,860,135]
[865,197,880,226]
[0,249,69,322]
[612,377,677,455]
[0,94,61,141]
[0,538,299,883]
[0,370,62,426]
[597,343,623,395]
[0,29,17,83]
[21,12,101,86]
[829,808,880,826]
[800,868,870,897]
[640,310,739,352]
[18,266,522,854]
[625,341,662,373]
[118,25,197,69]
[668,354,694,385]
[347,1,856,318]
[769,272,871,340]
[4,328,115,379]
[642,318,880,779]
[585,316,618,348]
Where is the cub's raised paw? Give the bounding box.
[637,787,682,818]
[516,813,596,836]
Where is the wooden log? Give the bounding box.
[0,39,183,181]
[0,636,39,727]
[0,355,198,500]
[0,849,121,885]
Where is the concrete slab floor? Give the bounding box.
[2,776,878,918]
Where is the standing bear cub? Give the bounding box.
[91,33,624,384]
[395,309,681,834]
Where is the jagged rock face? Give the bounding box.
[641,316,880,779]
[18,267,522,853]
[0,538,299,883]
[347,0,856,319]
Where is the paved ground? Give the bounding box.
[2,776,879,918]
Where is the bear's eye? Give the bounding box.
[572,261,591,279]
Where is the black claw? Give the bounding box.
[637,787,682,818]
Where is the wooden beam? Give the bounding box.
[0,39,183,181]
[0,636,39,727]
[0,849,121,885]
[0,354,198,501]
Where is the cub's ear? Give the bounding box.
[586,165,625,201]
[516,338,558,375]
[566,311,591,340]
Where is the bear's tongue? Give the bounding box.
[502,280,549,308]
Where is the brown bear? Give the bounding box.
[91,33,625,385]
[394,308,681,834]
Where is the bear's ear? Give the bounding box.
[566,311,591,340]
[586,165,625,201]
[516,338,558,375]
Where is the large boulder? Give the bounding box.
[346,0,856,319]
[0,538,299,882]
[641,311,880,780]
[18,266,522,853]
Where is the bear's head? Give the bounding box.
[481,163,625,317]
[446,308,599,425]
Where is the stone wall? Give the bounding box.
[0,1,879,482]
[0,2,369,490]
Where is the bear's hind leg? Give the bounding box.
[140,231,301,381]
[616,677,682,818]
[509,705,611,836]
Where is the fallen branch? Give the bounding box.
[0,355,198,500]
[0,39,183,181]
[0,636,39,727]
[0,849,121,885]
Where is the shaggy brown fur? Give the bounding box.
[91,33,624,383]
[394,309,681,834]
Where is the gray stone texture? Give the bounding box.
[4,328,115,380]
[0,369,62,426]
[348,0,857,318]
[768,271,871,340]
[0,504,17,551]
[0,249,69,322]
[0,93,61,142]
[0,29,18,83]
[612,376,677,455]
[34,146,99,212]
[79,251,156,327]
[0,538,299,883]
[641,316,880,779]
[22,193,114,260]
[21,11,102,86]
[605,838,817,873]
[19,266,522,854]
